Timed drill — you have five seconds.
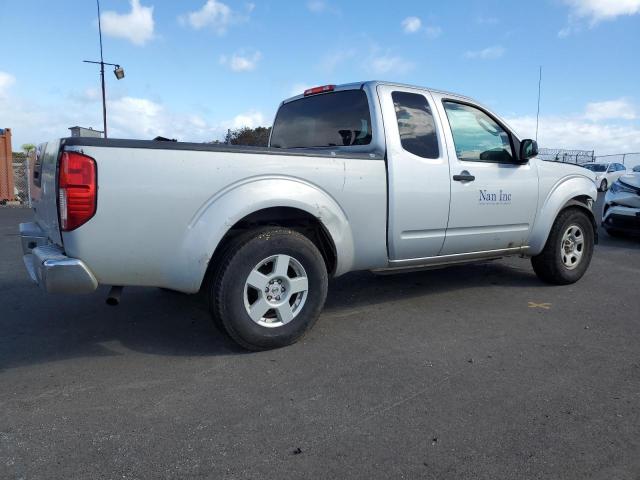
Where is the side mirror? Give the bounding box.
[519,139,538,162]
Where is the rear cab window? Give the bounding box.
[391,91,439,159]
[270,90,372,149]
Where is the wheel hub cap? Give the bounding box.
[560,225,584,270]
[244,254,309,328]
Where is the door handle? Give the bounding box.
[453,170,475,182]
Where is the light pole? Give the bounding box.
[83,0,125,138]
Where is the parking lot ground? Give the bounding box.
[1,204,639,479]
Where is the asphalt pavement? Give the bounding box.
[1,201,639,479]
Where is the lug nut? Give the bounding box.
[267,295,272,300]
[275,296,281,301]
[277,279,282,284]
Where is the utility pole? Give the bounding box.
[83,0,125,139]
[535,66,542,142]
[97,0,107,137]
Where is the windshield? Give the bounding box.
[582,164,607,172]
[270,90,372,149]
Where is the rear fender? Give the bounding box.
[174,176,354,292]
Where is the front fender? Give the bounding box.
[172,176,355,292]
[527,175,598,255]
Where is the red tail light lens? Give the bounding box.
[304,84,335,96]
[59,151,97,231]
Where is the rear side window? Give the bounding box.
[391,91,439,159]
[270,90,372,148]
[443,101,513,163]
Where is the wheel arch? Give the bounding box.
[173,177,354,293]
[527,176,598,256]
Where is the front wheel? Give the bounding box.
[210,228,328,350]
[531,208,594,285]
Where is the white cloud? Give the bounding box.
[507,115,640,156]
[229,111,266,129]
[368,54,414,75]
[425,25,442,38]
[179,0,250,34]
[307,0,326,12]
[402,16,422,33]
[563,0,640,23]
[0,84,273,147]
[464,45,505,60]
[559,0,640,36]
[306,1,340,14]
[219,51,262,72]
[584,99,636,121]
[506,99,640,155]
[100,0,154,46]
[0,71,16,97]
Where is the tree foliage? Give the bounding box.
[216,126,272,147]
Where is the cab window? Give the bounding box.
[270,90,372,149]
[391,91,439,159]
[443,101,513,163]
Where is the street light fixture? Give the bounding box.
[82,0,125,138]
[113,65,125,80]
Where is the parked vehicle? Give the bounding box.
[632,165,640,173]
[581,162,627,191]
[602,172,640,236]
[21,81,599,350]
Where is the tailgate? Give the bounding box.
[30,140,63,245]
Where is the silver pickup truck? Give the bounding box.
[21,80,598,350]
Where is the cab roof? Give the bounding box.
[281,80,475,105]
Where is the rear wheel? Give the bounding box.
[531,208,594,285]
[209,228,328,350]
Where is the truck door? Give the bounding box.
[431,94,539,255]
[377,85,451,260]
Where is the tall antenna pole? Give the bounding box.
[535,66,542,142]
[96,0,108,138]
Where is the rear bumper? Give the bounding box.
[20,222,98,294]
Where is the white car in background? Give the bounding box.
[581,162,628,191]
[602,172,640,236]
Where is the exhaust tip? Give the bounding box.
[106,285,123,306]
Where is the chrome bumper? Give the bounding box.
[20,222,98,294]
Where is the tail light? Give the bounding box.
[58,151,97,231]
[304,84,335,96]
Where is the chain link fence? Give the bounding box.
[537,148,595,165]
[0,153,31,208]
[594,153,640,170]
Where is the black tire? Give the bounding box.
[531,208,594,285]
[599,179,608,192]
[209,227,328,350]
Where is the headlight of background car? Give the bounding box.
[609,180,638,194]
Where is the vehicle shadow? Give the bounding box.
[1,259,547,371]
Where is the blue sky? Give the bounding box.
[1,0,639,154]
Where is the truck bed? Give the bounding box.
[30,137,389,293]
